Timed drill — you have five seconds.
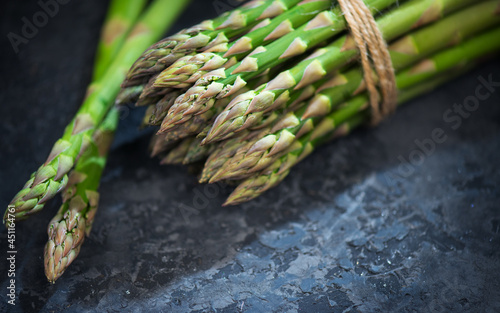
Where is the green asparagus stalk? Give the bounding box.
[96,1,156,130]
[44,108,118,283]
[395,30,500,89]
[123,0,304,87]
[93,0,148,80]
[149,97,229,155]
[223,26,500,204]
[203,0,488,144]
[157,0,476,133]
[4,0,191,224]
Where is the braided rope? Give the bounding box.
[337,0,398,124]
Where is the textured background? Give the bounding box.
[1,1,500,312]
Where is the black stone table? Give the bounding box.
[1,1,499,312]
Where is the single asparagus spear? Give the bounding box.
[44,108,118,283]
[159,104,225,141]
[123,0,304,87]
[209,21,500,182]
[93,0,148,80]
[95,0,157,126]
[223,26,500,204]
[4,0,191,224]
[157,0,476,132]
[203,0,490,143]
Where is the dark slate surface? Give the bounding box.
[1,1,500,312]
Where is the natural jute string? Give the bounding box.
[337,0,397,125]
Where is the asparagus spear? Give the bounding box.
[93,0,148,80]
[158,0,476,133]
[44,108,118,283]
[93,0,155,126]
[203,0,487,143]
[395,29,500,89]
[123,0,304,87]
[4,0,191,224]
[223,26,500,204]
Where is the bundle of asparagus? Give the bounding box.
[121,0,500,205]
